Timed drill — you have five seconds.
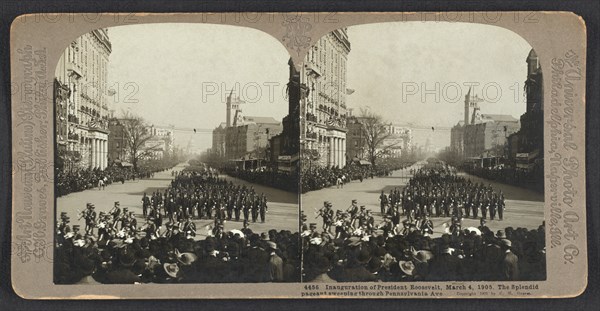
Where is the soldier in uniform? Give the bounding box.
[109,201,121,222]
[182,216,196,239]
[82,203,97,236]
[259,195,268,223]
[481,202,488,220]
[489,200,497,220]
[498,197,505,220]
[251,197,259,223]
[379,190,388,215]
[347,199,359,219]
[449,216,461,235]
[378,215,394,237]
[226,195,234,221]
[242,201,250,223]
[142,193,150,217]
[234,196,241,221]
[317,201,334,233]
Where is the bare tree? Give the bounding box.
[359,108,399,167]
[119,112,162,171]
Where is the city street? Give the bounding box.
[57,163,299,239]
[302,163,544,237]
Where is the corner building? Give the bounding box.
[54,29,112,170]
[301,28,351,168]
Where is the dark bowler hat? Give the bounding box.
[496,230,507,239]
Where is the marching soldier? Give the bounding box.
[82,203,97,236]
[142,193,150,217]
[317,201,334,233]
[347,199,359,218]
[379,190,388,215]
[259,195,268,223]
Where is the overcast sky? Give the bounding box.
[106,23,290,153]
[345,22,532,149]
[103,22,533,153]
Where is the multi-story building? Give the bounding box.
[107,118,128,163]
[345,116,366,160]
[55,28,111,170]
[450,121,466,157]
[508,49,544,171]
[149,125,174,155]
[450,87,520,159]
[463,114,520,158]
[213,91,283,161]
[301,28,351,168]
[225,116,282,160]
[212,122,227,157]
[381,124,412,158]
[450,87,484,158]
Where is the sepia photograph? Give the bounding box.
[53,24,300,284]
[9,10,588,299]
[300,22,546,283]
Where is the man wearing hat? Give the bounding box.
[83,204,97,236]
[337,248,378,282]
[500,239,519,281]
[266,241,283,282]
[317,202,334,233]
[71,225,82,240]
[182,216,196,239]
[141,193,150,217]
[346,199,359,219]
[378,215,394,237]
[478,217,487,230]
[498,196,505,220]
[259,195,268,223]
[306,223,318,238]
[240,219,252,237]
[421,214,434,235]
[110,201,121,220]
[379,190,388,215]
[57,213,71,235]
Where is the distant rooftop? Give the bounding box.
[481,114,519,122]
[243,116,280,124]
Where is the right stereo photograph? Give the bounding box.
[299,22,546,283]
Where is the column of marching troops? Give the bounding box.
[143,169,269,227]
[314,164,507,238]
[61,168,270,246]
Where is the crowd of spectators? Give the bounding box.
[463,165,544,193]
[55,212,300,283]
[301,160,414,193]
[302,222,545,282]
[56,162,178,197]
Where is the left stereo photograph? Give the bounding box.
[53,24,301,284]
